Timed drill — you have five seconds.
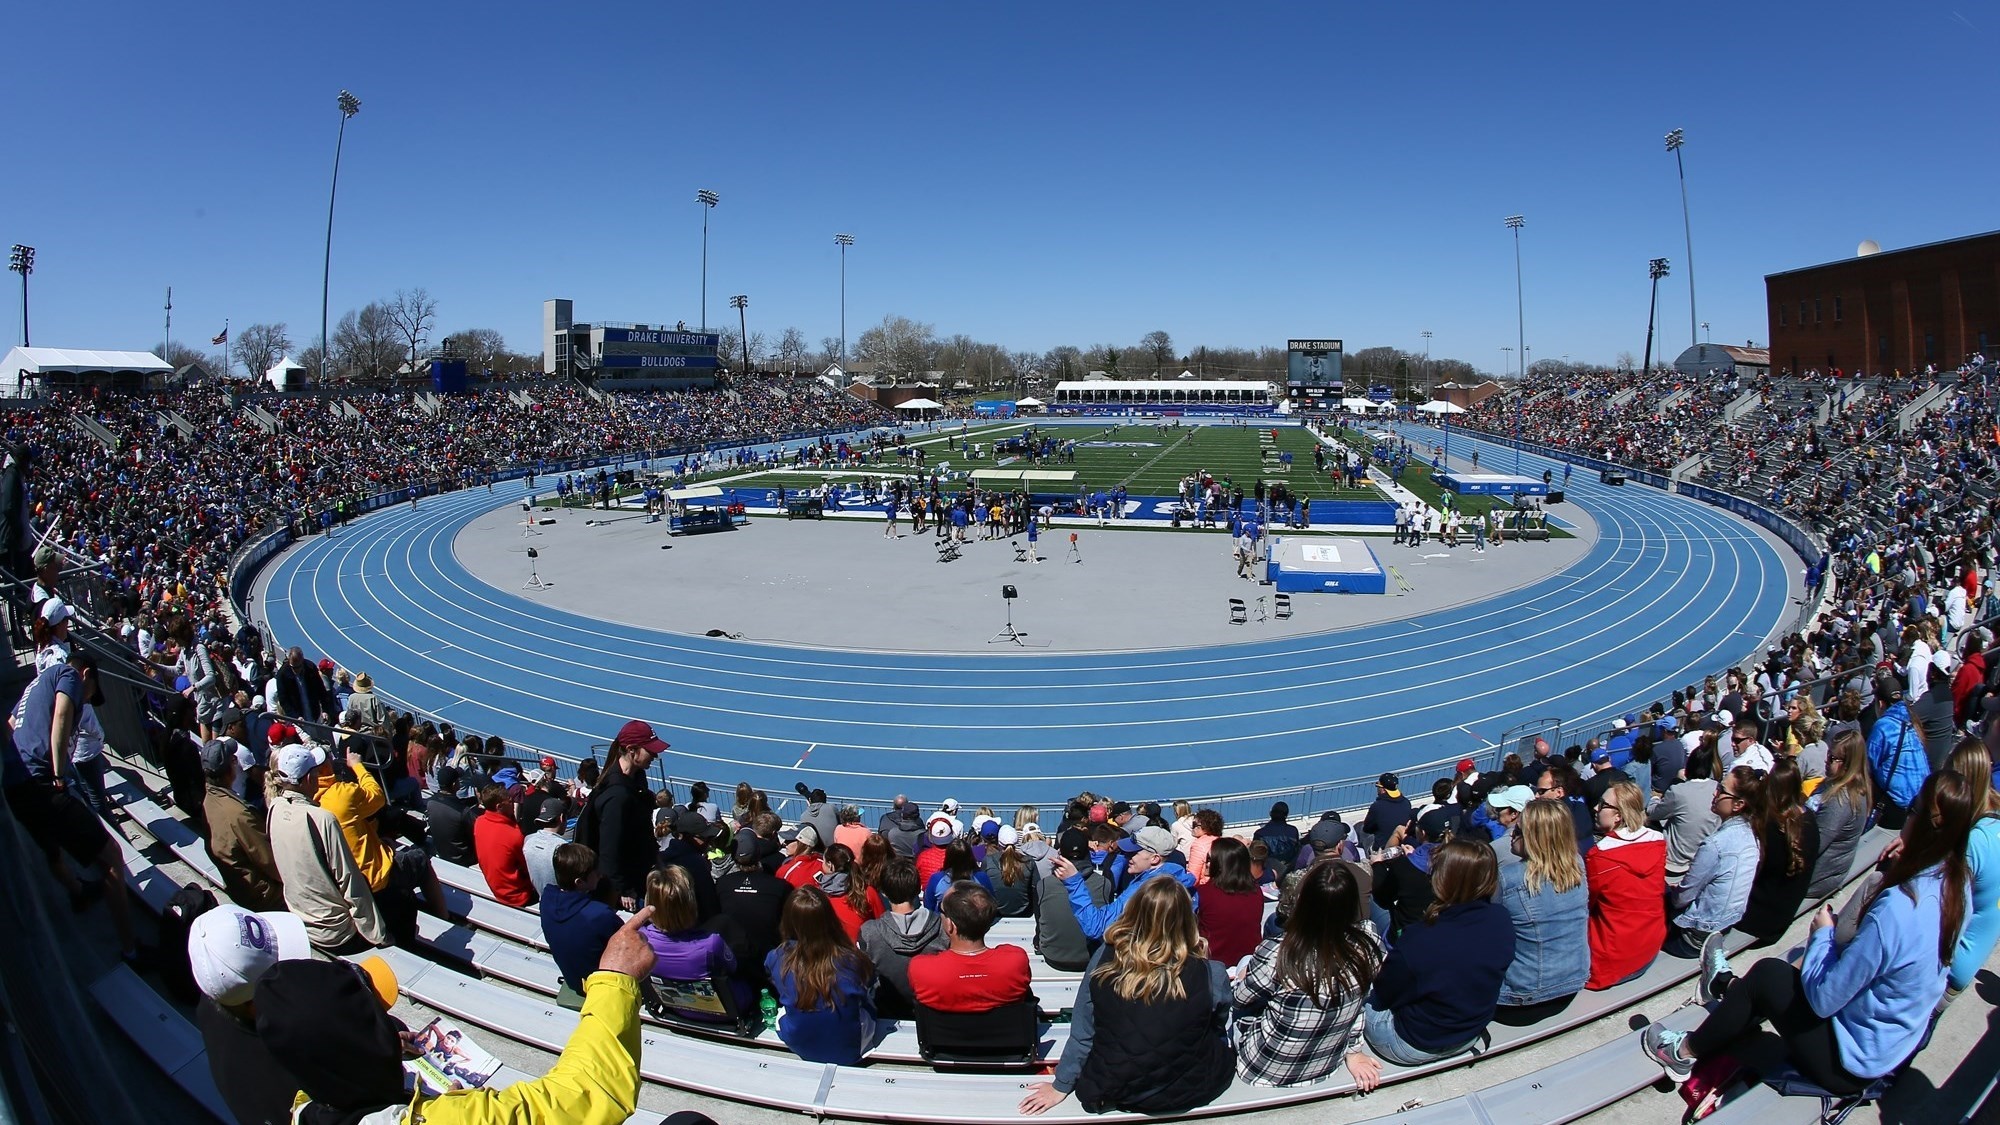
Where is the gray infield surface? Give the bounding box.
[453,501,1601,654]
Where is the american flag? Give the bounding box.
[211,328,228,345]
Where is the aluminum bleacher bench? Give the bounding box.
[89,965,232,1123]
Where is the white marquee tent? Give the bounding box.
[1416,399,1468,414]
[0,346,172,396]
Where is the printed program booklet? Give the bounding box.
[407,1016,502,1093]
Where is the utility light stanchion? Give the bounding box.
[8,245,34,346]
[1642,258,1672,378]
[730,295,749,374]
[321,90,361,385]
[698,190,719,329]
[1666,129,1698,356]
[834,233,854,372]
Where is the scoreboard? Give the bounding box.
[1286,338,1343,404]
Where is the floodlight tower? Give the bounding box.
[697,189,720,329]
[8,245,33,346]
[835,233,855,371]
[321,89,361,384]
[730,294,749,374]
[1665,129,1698,355]
[1642,258,1672,376]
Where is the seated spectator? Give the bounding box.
[642,865,754,1020]
[541,843,624,999]
[1582,748,1630,806]
[764,885,877,1065]
[1036,838,1108,972]
[658,809,724,922]
[909,881,1032,1012]
[1664,765,1764,957]
[717,829,791,989]
[1586,781,1666,990]
[424,765,478,866]
[200,733,285,912]
[1019,878,1233,1116]
[858,857,945,1018]
[795,784,839,854]
[1196,836,1264,968]
[1530,762,1595,857]
[1361,772,1415,849]
[1650,739,1721,883]
[1371,806,1456,944]
[1251,800,1301,876]
[921,838,989,911]
[1805,730,1874,901]
[1944,741,2000,994]
[1232,860,1385,1089]
[877,795,923,857]
[1362,840,1514,1067]
[1494,798,1589,1023]
[981,824,1036,917]
[1057,825,1196,940]
[189,905,315,1125]
[914,819,952,886]
[266,742,387,954]
[1478,785,1532,864]
[832,803,871,856]
[1737,758,1820,945]
[516,762,568,830]
[317,745,440,946]
[1185,808,1224,883]
[340,671,388,732]
[1296,810,1359,870]
[472,782,536,907]
[816,842,884,942]
[256,906,661,1124]
[775,823,827,888]
[1643,770,1975,1097]
[521,800,567,898]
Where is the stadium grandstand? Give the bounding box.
[2,368,1996,1125]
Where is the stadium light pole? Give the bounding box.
[834,233,854,372]
[8,245,32,346]
[730,294,749,374]
[1420,329,1432,398]
[321,90,361,385]
[1665,129,1697,357]
[1642,258,1671,378]
[697,189,719,330]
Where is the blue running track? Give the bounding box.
[255,429,1794,810]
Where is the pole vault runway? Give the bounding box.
[254,429,1799,809]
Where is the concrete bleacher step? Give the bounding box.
[88,966,232,1124]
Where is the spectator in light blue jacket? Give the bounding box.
[1058,826,1197,940]
[1663,766,1763,957]
[1644,770,1975,1094]
[1866,677,1931,830]
[1492,799,1590,1024]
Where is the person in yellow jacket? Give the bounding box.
[255,907,694,1125]
[315,744,446,946]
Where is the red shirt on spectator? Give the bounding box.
[1196,884,1264,968]
[473,808,535,907]
[776,852,825,890]
[907,945,1032,1013]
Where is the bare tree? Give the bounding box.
[443,327,508,370]
[818,336,844,371]
[332,303,403,382]
[153,340,209,371]
[852,315,936,377]
[775,327,811,372]
[231,323,292,383]
[1141,330,1174,373]
[386,288,438,372]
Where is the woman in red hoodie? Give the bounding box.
[472,783,536,906]
[1584,780,1666,989]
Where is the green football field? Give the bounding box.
[704,421,1386,503]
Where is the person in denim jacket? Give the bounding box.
[1664,766,1763,957]
[1493,799,1590,1024]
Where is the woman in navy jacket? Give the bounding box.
[1363,840,1516,1066]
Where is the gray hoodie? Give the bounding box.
[857,906,946,1015]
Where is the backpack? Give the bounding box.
[157,882,220,1004]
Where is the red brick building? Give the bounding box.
[1765,230,1999,377]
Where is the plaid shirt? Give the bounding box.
[1230,929,1378,1086]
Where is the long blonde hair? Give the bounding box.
[1946,740,1999,817]
[1520,798,1585,895]
[1818,729,1874,814]
[1092,877,1200,1004]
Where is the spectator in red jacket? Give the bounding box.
[908,882,1032,1012]
[1195,837,1265,968]
[1585,781,1665,989]
[472,784,535,907]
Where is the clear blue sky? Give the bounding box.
[8,2,1995,375]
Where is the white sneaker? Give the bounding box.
[1641,1023,1694,1082]
[1698,930,1731,1005]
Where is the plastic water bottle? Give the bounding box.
[759,989,777,1026]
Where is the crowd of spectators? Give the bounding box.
[8,366,2000,1120]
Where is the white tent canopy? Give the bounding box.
[265,355,309,390]
[1416,399,1468,414]
[1,346,171,396]
[1014,396,1043,407]
[893,397,943,411]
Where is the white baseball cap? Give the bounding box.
[40,598,73,626]
[189,906,312,1006]
[274,742,327,784]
